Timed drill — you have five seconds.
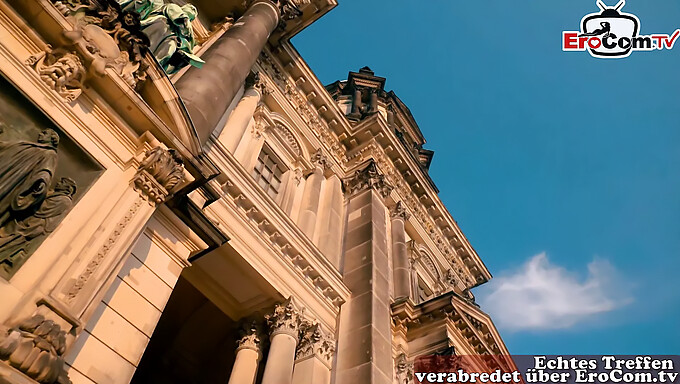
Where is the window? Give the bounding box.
[252,144,287,200]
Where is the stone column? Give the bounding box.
[228,323,262,384]
[390,202,411,299]
[335,161,394,384]
[217,74,267,153]
[292,324,335,384]
[297,150,328,238]
[176,0,301,147]
[317,174,343,269]
[261,298,303,384]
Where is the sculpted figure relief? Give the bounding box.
[0,130,77,279]
[0,130,60,227]
[119,0,204,74]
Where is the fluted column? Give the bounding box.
[261,298,303,384]
[317,174,343,268]
[176,0,297,146]
[217,74,266,152]
[390,202,411,299]
[297,150,328,238]
[228,323,262,384]
[292,324,335,384]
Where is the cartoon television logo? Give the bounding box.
[563,0,680,58]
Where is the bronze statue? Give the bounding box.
[0,178,77,276]
[0,129,59,228]
[119,0,204,74]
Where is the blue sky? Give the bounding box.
[293,0,680,355]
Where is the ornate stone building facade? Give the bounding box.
[0,1,513,383]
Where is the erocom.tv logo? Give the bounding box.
[563,0,680,58]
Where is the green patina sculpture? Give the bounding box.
[118,0,204,74]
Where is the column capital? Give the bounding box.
[245,71,270,96]
[390,201,410,221]
[296,323,335,367]
[236,321,262,353]
[243,0,305,21]
[133,147,185,205]
[310,148,329,171]
[343,160,393,199]
[265,297,304,339]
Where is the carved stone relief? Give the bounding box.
[49,0,151,89]
[395,353,414,384]
[343,160,393,198]
[27,48,86,102]
[296,323,334,366]
[0,77,103,280]
[0,315,72,384]
[265,297,304,338]
[132,146,185,205]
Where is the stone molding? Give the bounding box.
[343,160,393,199]
[265,297,304,339]
[215,160,347,311]
[65,198,144,303]
[257,45,487,288]
[256,50,345,165]
[295,323,335,367]
[0,315,71,384]
[348,143,476,288]
[390,295,506,370]
[133,147,185,205]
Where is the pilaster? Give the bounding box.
[335,160,393,384]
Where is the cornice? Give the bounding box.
[390,293,512,372]
[261,43,491,288]
[205,139,350,316]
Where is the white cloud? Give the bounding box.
[478,253,633,331]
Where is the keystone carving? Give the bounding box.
[343,160,393,198]
[133,147,184,205]
[27,48,86,102]
[0,315,71,384]
[296,323,335,365]
[265,297,304,339]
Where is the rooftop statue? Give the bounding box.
[119,0,204,74]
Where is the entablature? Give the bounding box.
[391,293,513,372]
[260,43,491,288]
